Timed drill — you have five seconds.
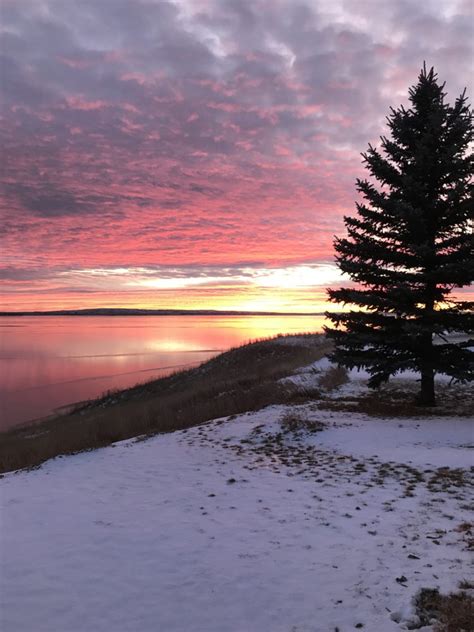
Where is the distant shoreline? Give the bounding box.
[0,308,325,317]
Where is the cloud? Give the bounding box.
[3,182,116,218]
[0,0,472,309]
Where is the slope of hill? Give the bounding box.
[2,353,473,631]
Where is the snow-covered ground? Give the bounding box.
[1,368,473,631]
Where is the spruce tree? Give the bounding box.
[325,65,473,406]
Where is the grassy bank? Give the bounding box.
[0,334,330,474]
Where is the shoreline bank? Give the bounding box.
[0,334,329,473]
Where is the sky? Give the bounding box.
[1,0,473,313]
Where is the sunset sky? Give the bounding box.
[1,0,473,312]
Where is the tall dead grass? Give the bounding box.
[415,587,474,632]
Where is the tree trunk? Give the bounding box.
[417,367,436,406]
[417,285,436,407]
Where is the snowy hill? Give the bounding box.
[2,366,473,631]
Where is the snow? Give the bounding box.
[1,394,473,632]
[316,414,474,468]
[283,357,456,392]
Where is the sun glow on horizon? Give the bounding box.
[1,1,472,314]
[0,264,349,313]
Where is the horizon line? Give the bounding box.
[0,307,328,317]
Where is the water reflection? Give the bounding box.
[0,314,326,430]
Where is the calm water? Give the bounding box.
[0,315,325,430]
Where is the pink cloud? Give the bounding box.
[0,0,472,311]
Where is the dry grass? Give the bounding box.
[317,365,349,391]
[0,334,331,474]
[459,580,474,591]
[279,410,326,435]
[317,381,474,418]
[415,588,474,631]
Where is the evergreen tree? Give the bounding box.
[325,65,473,406]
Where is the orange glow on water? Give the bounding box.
[0,314,328,429]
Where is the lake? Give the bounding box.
[0,314,326,431]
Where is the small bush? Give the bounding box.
[318,365,349,391]
[415,587,474,631]
[280,411,326,435]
